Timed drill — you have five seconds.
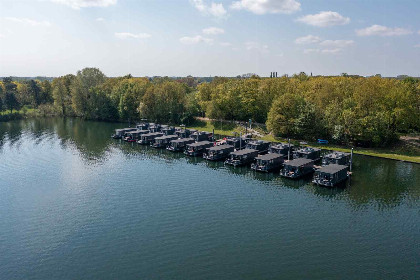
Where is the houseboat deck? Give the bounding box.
[203,145,234,161]
[312,164,349,187]
[280,158,315,179]
[225,149,259,167]
[167,138,196,152]
[251,153,284,172]
[322,151,351,166]
[184,141,214,157]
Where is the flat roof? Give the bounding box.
[318,164,348,174]
[142,132,163,137]
[284,158,313,167]
[256,153,284,160]
[155,135,178,140]
[231,148,259,156]
[208,145,234,151]
[171,138,195,143]
[188,141,212,147]
[248,140,270,144]
[324,152,350,158]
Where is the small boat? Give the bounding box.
[312,164,349,187]
[224,149,259,167]
[280,158,315,179]
[322,151,351,166]
[137,132,163,145]
[151,135,178,148]
[203,145,234,161]
[317,139,329,144]
[111,128,137,139]
[245,140,271,154]
[190,131,213,142]
[167,138,196,152]
[123,129,149,142]
[184,141,214,157]
[293,147,321,162]
[251,153,284,172]
[269,142,294,158]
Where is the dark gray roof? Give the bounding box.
[188,141,212,147]
[256,153,284,160]
[324,152,350,158]
[318,164,348,174]
[231,149,259,156]
[284,158,313,167]
[248,140,270,144]
[142,132,163,137]
[155,135,178,140]
[296,147,321,153]
[271,143,294,148]
[208,145,234,151]
[171,138,195,143]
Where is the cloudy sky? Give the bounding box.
[0,0,419,77]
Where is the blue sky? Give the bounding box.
[0,0,419,77]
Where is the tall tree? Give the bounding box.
[3,77,20,113]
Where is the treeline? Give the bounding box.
[1,68,419,147]
[196,74,419,146]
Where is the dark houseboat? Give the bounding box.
[112,128,137,139]
[136,122,149,130]
[184,141,214,157]
[167,138,195,152]
[246,140,271,154]
[190,131,213,142]
[293,147,321,162]
[269,143,294,158]
[203,145,234,161]
[225,136,251,150]
[123,129,149,142]
[151,135,178,148]
[161,126,176,136]
[312,164,349,187]
[176,129,195,139]
[280,158,315,179]
[224,149,259,167]
[137,132,163,145]
[166,138,195,152]
[322,151,351,166]
[251,153,284,172]
[148,123,161,133]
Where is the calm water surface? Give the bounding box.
[0,118,419,279]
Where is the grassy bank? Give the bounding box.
[187,119,420,164]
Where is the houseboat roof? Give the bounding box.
[142,132,162,137]
[317,164,348,174]
[256,153,284,161]
[296,147,321,153]
[231,148,259,156]
[248,140,270,145]
[187,141,212,147]
[171,138,195,143]
[155,135,178,140]
[131,129,149,133]
[208,145,234,151]
[284,158,313,167]
[271,143,294,148]
[324,151,350,158]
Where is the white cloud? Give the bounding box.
[297,11,350,27]
[295,35,321,44]
[115,32,151,39]
[230,0,301,14]
[303,48,320,54]
[321,48,341,54]
[50,0,117,9]
[5,17,51,27]
[245,41,269,53]
[414,44,420,48]
[220,42,232,47]
[96,17,105,22]
[180,35,213,44]
[203,27,225,35]
[319,39,354,48]
[0,34,4,39]
[356,25,412,36]
[190,0,227,18]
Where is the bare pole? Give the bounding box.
[288,138,291,161]
[350,148,354,173]
[240,132,242,150]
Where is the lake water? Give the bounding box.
[0,118,419,279]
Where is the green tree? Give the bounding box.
[3,77,20,113]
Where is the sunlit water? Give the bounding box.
[0,118,419,279]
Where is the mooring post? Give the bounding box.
[288,138,291,161]
[212,128,215,142]
[240,132,242,150]
[350,148,354,173]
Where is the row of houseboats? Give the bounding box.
[112,123,353,187]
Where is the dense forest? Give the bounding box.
[1,68,419,147]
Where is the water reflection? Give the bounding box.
[0,118,418,210]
